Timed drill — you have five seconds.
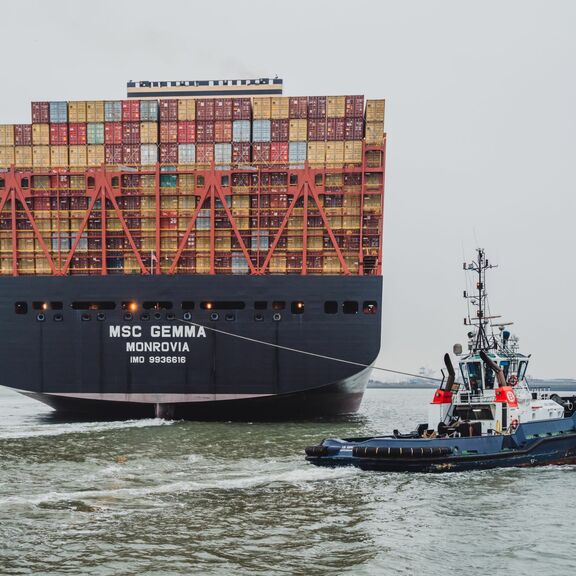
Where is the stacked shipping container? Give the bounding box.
[0,93,384,276]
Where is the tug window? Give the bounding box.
[272,301,285,311]
[343,301,359,314]
[143,301,173,310]
[291,301,305,314]
[15,302,28,314]
[324,301,338,314]
[518,361,528,381]
[467,362,483,393]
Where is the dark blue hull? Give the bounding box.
[306,415,576,473]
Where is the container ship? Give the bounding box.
[0,78,386,419]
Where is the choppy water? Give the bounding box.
[1,387,575,575]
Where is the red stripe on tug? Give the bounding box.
[432,390,453,404]
[495,386,518,408]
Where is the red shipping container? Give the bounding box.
[196,99,215,121]
[68,123,86,145]
[104,123,122,144]
[252,143,271,163]
[307,96,327,119]
[50,123,69,145]
[307,119,326,141]
[289,97,307,119]
[122,100,140,121]
[345,95,364,118]
[326,118,345,141]
[232,142,250,164]
[196,143,214,163]
[271,120,289,142]
[122,122,141,144]
[270,142,289,163]
[160,122,178,143]
[14,124,32,146]
[31,102,50,123]
[214,98,233,120]
[177,121,196,143]
[232,98,251,120]
[214,121,232,142]
[159,99,178,121]
[344,118,364,140]
[105,144,122,164]
[196,121,215,143]
[159,143,178,164]
[122,144,141,164]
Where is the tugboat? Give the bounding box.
[305,249,576,473]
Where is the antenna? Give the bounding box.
[463,248,497,352]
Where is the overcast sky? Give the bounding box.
[3,0,575,378]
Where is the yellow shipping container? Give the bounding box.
[50,146,69,167]
[307,142,326,166]
[325,173,343,187]
[178,99,196,121]
[86,101,105,123]
[0,125,14,146]
[215,233,231,251]
[287,236,303,250]
[252,97,272,119]
[0,146,15,167]
[269,255,286,273]
[87,145,105,167]
[271,97,289,119]
[32,124,49,145]
[70,175,85,189]
[68,101,87,123]
[140,122,158,144]
[231,195,249,209]
[343,215,360,229]
[288,119,307,141]
[344,141,363,164]
[308,236,323,250]
[323,256,341,273]
[325,141,345,166]
[32,146,50,168]
[196,256,210,273]
[69,145,87,167]
[365,122,384,145]
[161,237,177,251]
[1,258,11,274]
[327,96,346,118]
[178,174,195,191]
[366,99,385,122]
[15,146,32,167]
[196,236,210,251]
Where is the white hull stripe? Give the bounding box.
[42,392,274,404]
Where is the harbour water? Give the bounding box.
[1,386,575,575]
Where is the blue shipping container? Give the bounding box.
[49,101,68,123]
[289,141,307,165]
[140,100,159,122]
[87,123,105,145]
[232,120,251,142]
[215,143,232,164]
[252,120,271,142]
[105,101,122,122]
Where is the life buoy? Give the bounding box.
[511,418,519,430]
[508,375,518,386]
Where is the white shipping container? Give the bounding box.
[105,101,122,122]
[178,144,196,164]
[215,143,232,164]
[289,141,307,165]
[140,100,158,121]
[140,144,158,165]
[252,120,271,142]
[232,120,251,142]
[232,252,249,274]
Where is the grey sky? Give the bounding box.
[2,0,575,378]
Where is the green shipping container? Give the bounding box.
[87,123,105,145]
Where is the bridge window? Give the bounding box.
[324,301,338,314]
[33,301,63,310]
[343,301,358,314]
[363,301,378,314]
[143,301,173,310]
[291,301,305,314]
[72,302,116,310]
[181,301,195,310]
[272,301,285,311]
[254,301,267,310]
[15,302,27,314]
[201,301,245,310]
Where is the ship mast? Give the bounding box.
[464,248,497,352]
